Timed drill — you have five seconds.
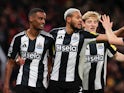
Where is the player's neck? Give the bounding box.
[26,29,39,40]
[66,25,74,34]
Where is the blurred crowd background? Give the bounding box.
[0,0,124,93]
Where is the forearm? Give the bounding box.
[114,26,124,36]
[48,56,53,78]
[96,34,108,41]
[114,52,124,62]
[4,59,15,87]
[105,27,124,45]
[105,28,116,41]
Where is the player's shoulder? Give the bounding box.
[14,30,25,38]
[80,30,99,36]
[40,30,53,39]
[50,27,65,33]
[51,27,65,31]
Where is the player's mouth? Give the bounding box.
[40,24,44,28]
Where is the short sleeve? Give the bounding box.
[8,36,21,60]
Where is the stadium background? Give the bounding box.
[0,0,124,93]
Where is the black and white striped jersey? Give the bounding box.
[8,30,54,88]
[79,42,117,90]
[50,27,98,82]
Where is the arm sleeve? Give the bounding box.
[8,36,21,60]
[82,30,99,38]
[48,38,55,57]
[106,42,117,58]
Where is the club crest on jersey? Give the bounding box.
[73,35,79,41]
[36,43,42,49]
[98,44,103,49]
[72,33,79,41]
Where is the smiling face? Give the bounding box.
[83,16,99,32]
[29,11,46,31]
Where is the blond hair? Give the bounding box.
[82,11,101,21]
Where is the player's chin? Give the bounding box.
[39,27,44,30]
[77,26,82,30]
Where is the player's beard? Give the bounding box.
[35,25,44,31]
[70,22,81,32]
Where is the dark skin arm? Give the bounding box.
[3,59,16,93]
[47,56,53,79]
[114,26,124,37]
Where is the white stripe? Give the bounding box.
[28,59,39,87]
[66,33,79,81]
[79,39,96,90]
[107,48,115,57]
[51,30,65,81]
[20,35,29,52]
[16,65,23,85]
[95,43,104,89]
[104,50,108,86]
[43,52,48,88]
[82,44,91,90]
[28,36,45,87]
[16,35,29,85]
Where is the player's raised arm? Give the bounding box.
[100,14,124,45]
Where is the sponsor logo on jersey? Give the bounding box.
[72,34,79,41]
[78,86,83,93]
[98,44,104,49]
[85,55,104,62]
[56,44,78,52]
[21,51,42,60]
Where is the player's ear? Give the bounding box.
[66,16,71,23]
[29,16,34,22]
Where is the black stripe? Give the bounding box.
[11,36,21,59]
[21,59,31,86]
[101,62,104,89]
[89,43,97,55]
[21,39,36,86]
[36,59,44,87]
[88,43,97,90]
[88,63,97,90]
[28,39,36,52]
[75,33,84,81]
[59,33,71,81]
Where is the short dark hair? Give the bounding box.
[28,8,45,17]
